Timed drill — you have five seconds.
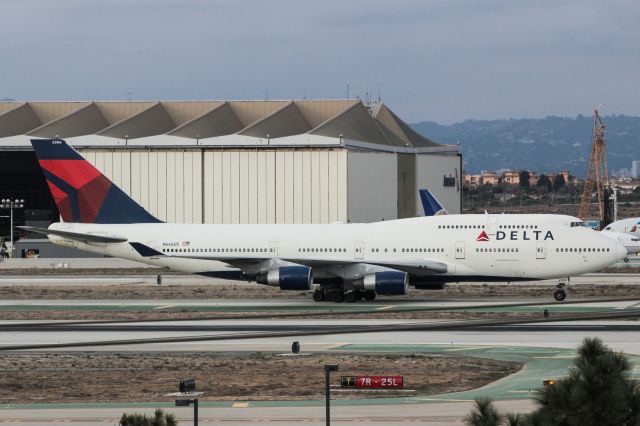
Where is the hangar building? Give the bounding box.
[0,100,461,243]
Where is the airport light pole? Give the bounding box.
[0,198,25,258]
[325,364,338,426]
[169,379,202,426]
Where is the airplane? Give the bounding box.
[21,139,627,303]
[601,231,640,261]
[419,189,448,216]
[418,188,640,261]
[603,217,640,237]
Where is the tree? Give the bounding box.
[464,397,502,426]
[519,171,530,189]
[533,337,640,426]
[120,408,177,426]
[537,174,552,192]
[553,174,566,192]
[503,412,527,426]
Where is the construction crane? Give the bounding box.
[578,109,612,228]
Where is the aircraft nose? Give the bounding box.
[615,242,628,260]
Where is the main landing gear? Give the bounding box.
[553,278,569,302]
[312,288,376,303]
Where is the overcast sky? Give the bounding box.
[1,0,639,123]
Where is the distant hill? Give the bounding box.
[411,115,640,177]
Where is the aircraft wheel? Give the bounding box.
[313,290,325,302]
[353,290,364,301]
[553,289,566,302]
[344,292,357,303]
[333,291,345,303]
[363,290,376,301]
[624,257,630,263]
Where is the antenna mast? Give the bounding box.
[578,109,610,225]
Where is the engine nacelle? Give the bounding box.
[256,266,312,291]
[363,271,409,295]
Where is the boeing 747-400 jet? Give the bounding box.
[22,139,626,303]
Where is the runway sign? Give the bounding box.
[341,375,404,389]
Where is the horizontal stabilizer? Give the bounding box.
[18,226,127,244]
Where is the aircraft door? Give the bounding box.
[486,215,499,235]
[354,241,364,260]
[455,241,465,259]
[269,241,279,257]
[536,241,546,259]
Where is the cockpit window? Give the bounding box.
[569,221,587,227]
[605,226,611,230]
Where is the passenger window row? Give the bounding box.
[401,248,444,253]
[476,248,519,253]
[164,247,271,253]
[299,248,347,253]
[556,247,610,253]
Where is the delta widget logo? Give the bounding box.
[476,231,490,242]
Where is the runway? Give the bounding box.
[1,272,640,424]
[0,400,537,426]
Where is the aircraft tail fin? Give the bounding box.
[31,139,161,224]
[419,189,448,216]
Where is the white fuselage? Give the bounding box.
[48,214,626,284]
[604,217,640,237]
[602,230,640,255]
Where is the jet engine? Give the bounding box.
[362,271,408,295]
[256,266,312,291]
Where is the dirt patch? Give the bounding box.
[0,309,546,321]
[2,281,640,301]
[0,352,520,403]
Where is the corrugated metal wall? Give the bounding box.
[347,152,398,222]
[415,153,462,215]
[79,148,348,224]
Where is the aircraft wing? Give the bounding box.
[18,226,128,244]
[285,258,448,276]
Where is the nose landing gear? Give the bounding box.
[553,289,566,302]
[553,278,569,302]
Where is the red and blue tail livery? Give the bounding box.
[31,139,161,224]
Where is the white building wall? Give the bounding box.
[347,152,398,222]
[415,153,462,215]
[80,148,348,224]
